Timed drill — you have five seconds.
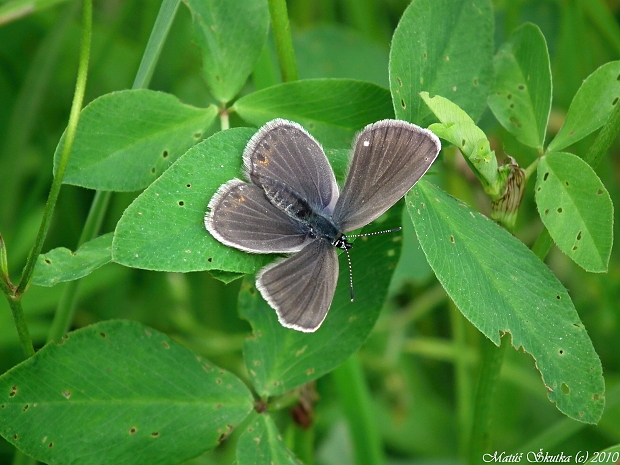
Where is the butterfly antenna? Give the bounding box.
[344,247,354,302]
[345,227,402,303]
[346,227,402,239]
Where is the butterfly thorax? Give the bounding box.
[257,176,351,250]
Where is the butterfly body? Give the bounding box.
[206,118,440,332]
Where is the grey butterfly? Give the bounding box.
[205,119,440,332]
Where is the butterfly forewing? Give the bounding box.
[256,239,339,332]
[244,119,339,214]
[205,179,312,254]
[332,120,440,232]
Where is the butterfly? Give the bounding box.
[205,119,440,332]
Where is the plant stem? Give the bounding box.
[16,0,92,297]
[78,191,112,247]
[532,227,553,261]
[7,298,35,358]
[0,234,11,293]
[523,156,540,181]
[220,108,230,131]
[132,0,180,89]
[451,303,473,462]
[286,422,315,465]
[468,335,509,465]
[1,0,91,363]
[268,0,299,82]
[332,353,384,465]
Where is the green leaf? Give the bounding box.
[535,152,613,272]
[185,0,269,103]
[232,78,394,147]
[408,180,605,424]
[389,0,493,125]
[241,203,403,396]
[55,90,218,192]
[420,92,498,195]
[32,233,113,287]
[548,60,620,152]
[488,23,552,150]
[0,320,254,465]
[112,127,271,275]
[236,413,299,465]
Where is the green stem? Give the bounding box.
[267,390,301,412]
[78,191,112,247]
[332,353,384,465]
[0,278,11,299]
[132,0,180,90]
[0,234,10,293]
[48,281,81,342]
[7,298,35,358]
[286,422,315,465]
[468,335,509,465]
[403,337,477,363]
[16,0,92,296]
[268,0,298,82]
[221,109,230,131]
[523,156,540,181]
[1,0,91,362]
[532,227,553,261]
[451,303,473,462]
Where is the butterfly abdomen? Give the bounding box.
[258,176,343,245]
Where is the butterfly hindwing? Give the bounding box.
[256,239,339,332]
[205,179,312,254]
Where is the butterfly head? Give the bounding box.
[332,234,352,251]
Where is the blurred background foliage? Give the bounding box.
[0,0,619,463]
